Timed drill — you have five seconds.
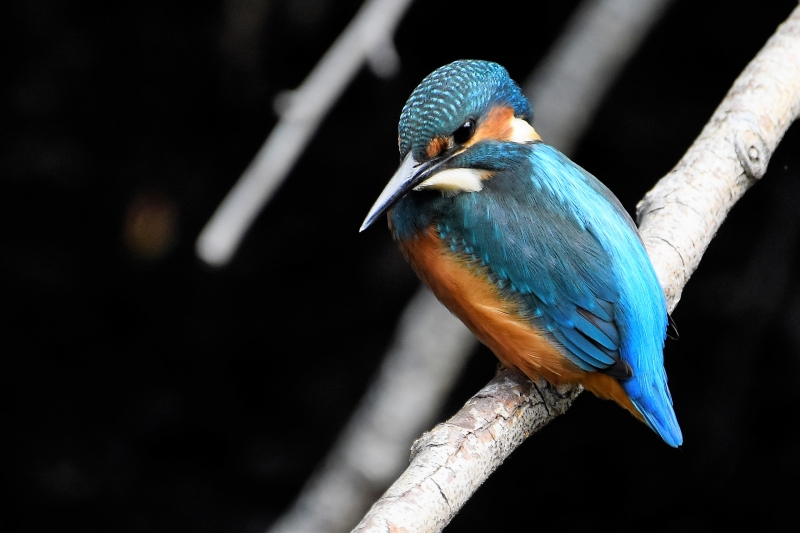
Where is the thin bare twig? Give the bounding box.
[196,0,413,267]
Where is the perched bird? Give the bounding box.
[360,60,682,447]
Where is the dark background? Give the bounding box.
[5,0,800,531]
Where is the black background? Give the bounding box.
[6,1,800,531]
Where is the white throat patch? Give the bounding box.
[414,168,490,196]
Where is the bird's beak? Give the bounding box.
[360,152,438,232]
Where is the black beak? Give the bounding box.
[360,152,444,232]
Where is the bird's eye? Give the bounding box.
[452,119,476,144]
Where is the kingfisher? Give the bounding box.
[360,60,682,447]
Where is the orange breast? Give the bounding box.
[396,226,643,422]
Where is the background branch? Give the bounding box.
[195,0,413,267]
[352,5,800,531]
[523,0,674,153]
[266,290,471,533]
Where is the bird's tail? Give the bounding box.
[581,372,682,447]
[628,381,683,448]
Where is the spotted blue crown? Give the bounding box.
[398,60,533,161]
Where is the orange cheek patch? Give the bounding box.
[466,106,540,147]
[468,106,516,146]
[425,136,451,159]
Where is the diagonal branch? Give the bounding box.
[524,0,674,153]
[195,0,414,267]
[267,290,473,533]
[352,5,800,532]
[636,7,800,305]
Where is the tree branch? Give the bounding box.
[195,0,413,267]
[637,5,800,307]
[352,5,800,532]
[352,372,578,533]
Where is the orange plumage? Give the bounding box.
[394,224,644,424]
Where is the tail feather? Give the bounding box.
[631,392,683,448]
[582,371,682,447]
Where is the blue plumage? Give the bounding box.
[362,60,682,447]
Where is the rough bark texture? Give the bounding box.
[352,6,800,532]
[352,371,580,533]
[637,7,800,311]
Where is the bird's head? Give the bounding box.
[360,60,539,231]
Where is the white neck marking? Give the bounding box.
[414,168,490,196]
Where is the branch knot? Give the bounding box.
[733,114,770,180]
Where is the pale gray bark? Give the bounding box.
[637,8,800,307]
[352,6,800,532]
[352,371,578,533]
[195,0,413,267]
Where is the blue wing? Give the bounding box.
[447,142,680,445]
[442,143,635,377]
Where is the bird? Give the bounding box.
[359,60,682,447]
